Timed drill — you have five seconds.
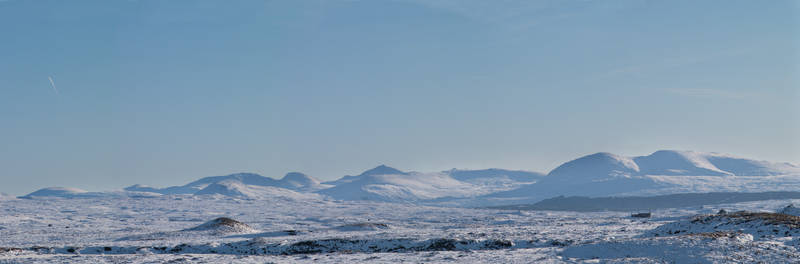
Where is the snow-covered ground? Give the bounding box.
[2,194,800,263]
[4,151,800,262]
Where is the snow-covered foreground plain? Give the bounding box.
[2,195,800,263]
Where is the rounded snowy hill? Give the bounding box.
[194,180,320,200]
[20,187,90,199]
[544,152,640,183]
[124,172,328,195]
[446,168,544,183]
[485,150,800,205]
[317,165,486,202]
[634,150,731,176]
[277,172,328,191]
[185,173,277,187]
[323,165,408,185]
[542,150,799,182]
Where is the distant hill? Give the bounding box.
[16,150,800,206]
[445,168,544,183]
[485,150,800,204]
[317,166,543,202]
[125,172,329,195]
[317,165,477,202]
[19,187,103,199]
[322,165,409,185]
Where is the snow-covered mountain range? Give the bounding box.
[18,150,800,206]
[480,150,800,206]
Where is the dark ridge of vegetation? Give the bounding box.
[491,191,800,212]
[19,238,516,256]
[692,211,800,228]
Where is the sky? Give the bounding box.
[0,0,798,195]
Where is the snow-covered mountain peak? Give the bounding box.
[186,172,274,187]
[545,152,640,181]
[277,172,328,191]
[545,150,799,182]
[18,149,799,206]
[195,180,252,197]
[359,165,408,177]
[281,172,319,185]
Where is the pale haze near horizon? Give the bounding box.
[0,0,798,195]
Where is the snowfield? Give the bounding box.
[4,150,800,263]
[2,195,800,263]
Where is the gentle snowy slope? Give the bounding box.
[485,152,660,203]
[124,172,328,196]
[322,165,408,186]
[634,150,733,176]
[17,150,800,206]
[279,172,329,191]
[2,193,800,263]
[543,150,799,181]
[546,152,641,182]
[317,166,540,202]
[445,168,543,184]
[484,150,800,205]
[20,187,91,199]
[194,180,320,200]
[318,170,479,202]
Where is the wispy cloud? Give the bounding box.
[48,76,59,94]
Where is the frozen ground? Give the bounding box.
[2,195,800,263]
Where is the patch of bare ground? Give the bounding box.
[681,231,741,239]
[0,247,24,254]
[185,217,257,234]
[692,212,800,228]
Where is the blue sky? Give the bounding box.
[1,0,798,194]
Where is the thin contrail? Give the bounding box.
[48,76,59,94]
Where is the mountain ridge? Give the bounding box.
[20,150,800,206]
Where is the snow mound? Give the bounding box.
[195,181,255,197]
[20,187,90,198]
[185,217,257,234]
[486,152,660,203]
[546,152,640,182]
[194,180,319,200]
[542,150,798,183]
[186,172,277,188]
[563,209,800,262]
[634,150,733,176]
[484,150,800,205]
[561,233,778,263]
[122,184,162,193]
[318,171,482,202]
[645,211,800,240]
[123,173,276,195]
[446,168,543,184]
[704,152,800,176]
[125,171,328,195]
[277,172,328,191]
[359,165,408,177]
[323,165,408,185]
[779,204,800,216]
